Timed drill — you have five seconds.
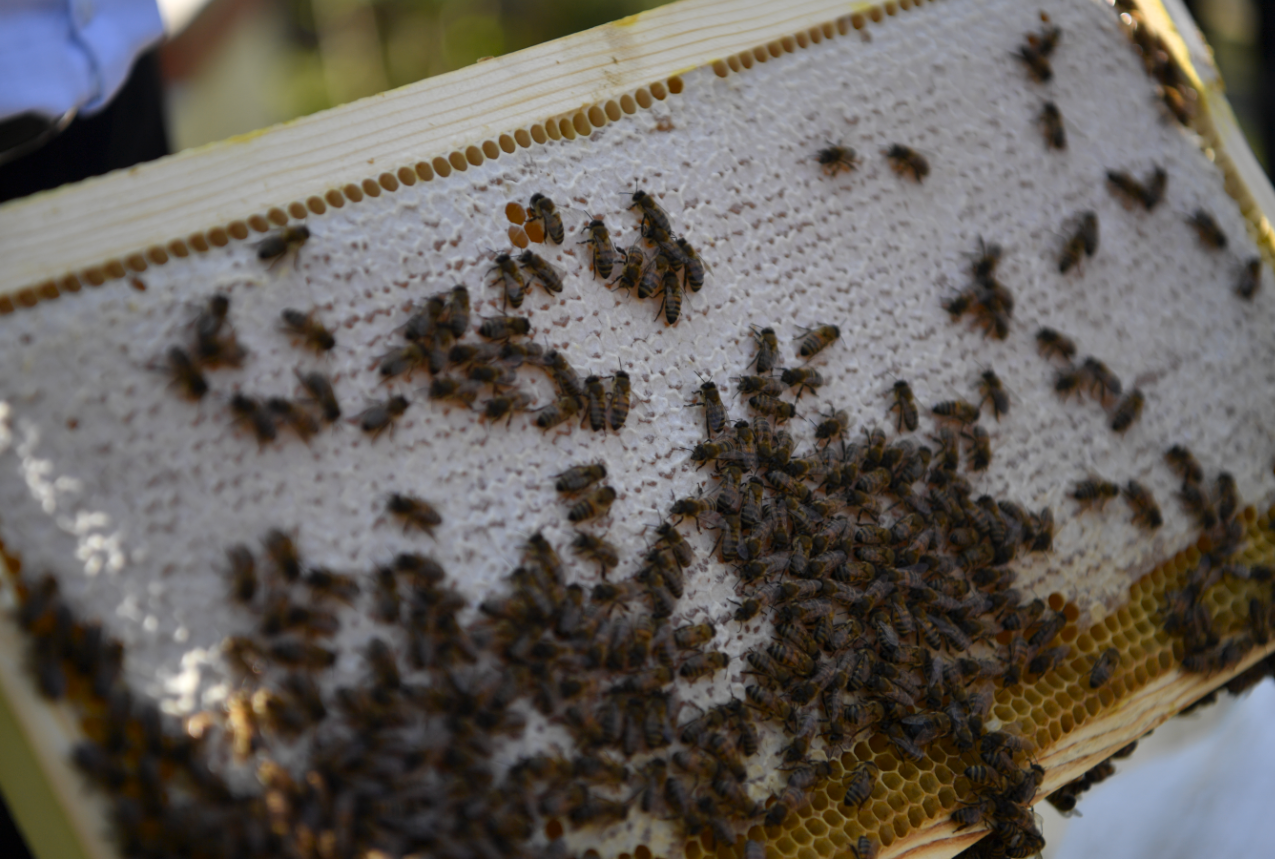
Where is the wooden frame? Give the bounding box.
[1,1,1274,858]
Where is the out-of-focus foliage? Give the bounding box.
[166,0,669,150]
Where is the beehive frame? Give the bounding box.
[2,1,1275,859]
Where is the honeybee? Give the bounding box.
[518,250,565,295]
[1081,356,1122,401]
[386,493,441,536]
[636,253,666,300]
[1107,169,1147,207]
[1109,388,1145,432]
[852,836,878,859]
[1165,444,1204,485]
[659,267,683,325]
[570,375,604,432]
[965,425,991,472]
[192,294,246,368]
[581,218,620,279]
[544,350,586,405]
[528,193,565,244]
[942,290,973,319]
[280,308,336,352]
[570,532,619,577]
[1071,477,1120,510]
[1038,101,1066,149]
[1108,166,1166,210]
[483,390,535,426]
[489,252,528,308]
[1143,167,1167,209]
[748,394,796,421]
[1216,471,1239,524]
[1017,42,1053,82]
[354,395,410,437]
[794,324,840,360]
[676,238,707,292]
[975,369,1010,420]
[814,407,850,444]
[611,243,645,293]
[817,145,860,176]
[735,375,785,398]
[1059,211,1099,273]
[1089,647,1119,688]
[679,651,729,681]
[932,399,980,424]
[780,367,824,400]
[629,189,673,240]
[1186,209,1227,250]
[164,346,209,399]
[882,379,919,432]
[750,325,780,374]
[1036,326,1076,362]
[842,762,878,808]
[567,485,617,522]
[229,393,277,444]
[765,767,818,826]
[256,224,310,261]
[266,397,319,442]
[531,395,579,430]
[302,567,360,604]
[290,370,339,423]
[553,465,607,498]
[885,144,929,182]
[377,343,427,381]
[428,376,481,409]
[478,315,531,341]
[1237,256,1261,300]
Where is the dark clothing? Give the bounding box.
[0,49,168,205]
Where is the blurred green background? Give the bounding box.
[160,0,672,151]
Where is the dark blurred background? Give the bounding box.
[1182,0,1272,174]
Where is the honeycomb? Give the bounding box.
[687,505,1275,859]
[0,1,1274,859]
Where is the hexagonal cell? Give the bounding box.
[881,772,903,791]
[811,837,835,858]
[805,818,828,838]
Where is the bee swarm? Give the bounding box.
[0,2,1274,859]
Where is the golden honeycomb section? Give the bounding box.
[681,505,1275,859]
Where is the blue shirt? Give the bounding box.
[0,0,164,121]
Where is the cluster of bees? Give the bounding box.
[602,190,708,326]
[16,573,254,858]
[493,190,708,328]
[158,291,345,444]
[940,240,1016,341]
[1035,326,1145,435]
[672,328,1087,859]
[1043,738,1136,815]
[16,4,1273,859]
[1159,445,1275,675]
[1113,1,1197,126]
